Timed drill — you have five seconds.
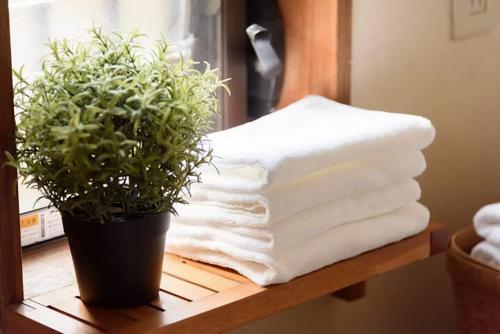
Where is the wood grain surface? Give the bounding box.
[0,0,23,330]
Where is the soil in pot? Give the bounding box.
[62,212,170,308]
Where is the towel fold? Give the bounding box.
[166,96,435,285]
[201,95,435,192]
[473,203,500,246]
[166,202,430,285]
[179,151,426,227]
[170,179,421,252]
[471,241,500,271]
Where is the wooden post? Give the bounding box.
[0,0,24,329]
[276,0,352,107]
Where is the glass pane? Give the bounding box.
[9,0,221,75]
[8,0,223,245]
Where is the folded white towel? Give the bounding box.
[471,241,500,271]
[473,203,500,246]
[166,202,430,285]
[170,179,421,252]
[200,95,435,192]
[178,151,426,227]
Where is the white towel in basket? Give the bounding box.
[473,203,500,246]
[471,241,500,271]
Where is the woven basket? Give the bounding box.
[447,226,500,334]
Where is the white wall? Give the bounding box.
[234,0,500,332]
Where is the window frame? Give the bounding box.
[0,0,352,328]
[0,0,24,320]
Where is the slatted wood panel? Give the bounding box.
[4,223,447,334]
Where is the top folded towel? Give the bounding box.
[201,95,435,192]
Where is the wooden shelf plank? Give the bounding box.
[8,223,447,334]
[4,301,102,334]
[31,285,161,331]
[150,291,188,310]
[173,256,252,284]
[32,285,79,307]
[163,255,241,292]
[160,274,216,301]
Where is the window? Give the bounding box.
[9,0,222,79]
[8,0,244,246]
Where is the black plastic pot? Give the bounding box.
[61,212,170,308]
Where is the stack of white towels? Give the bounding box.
[166,96,435,286]
[471,204,500,271]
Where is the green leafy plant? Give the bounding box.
[6,28,227,223]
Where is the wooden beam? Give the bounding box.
[0,0,24,329]
[336,0,352,104]
[277,0,352,108]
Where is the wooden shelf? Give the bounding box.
[0,3,445,334]
[4,223,447,334]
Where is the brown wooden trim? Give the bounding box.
[0,0,24,329]
[221,0,248,128]
[336,0,352,104]
[276,0,352,108]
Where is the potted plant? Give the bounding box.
[6,28,227,308]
